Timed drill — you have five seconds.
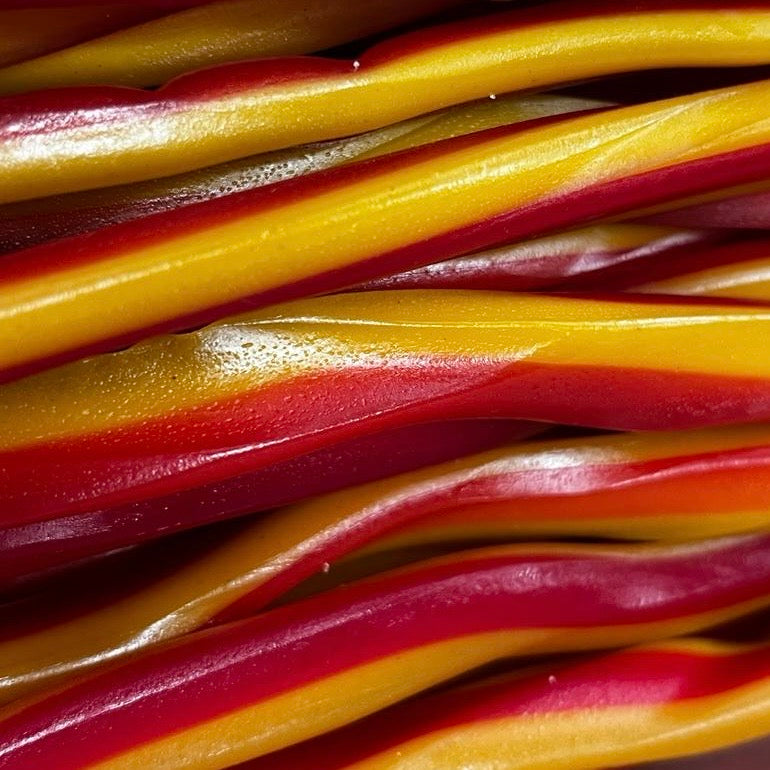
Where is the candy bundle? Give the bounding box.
[2,1,770,768]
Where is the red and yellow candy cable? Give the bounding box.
[356,224,720,292]
[0,419,539,590]
[6,291,770,525]
[605,177,770,250]
[545,233,770,301]
[3,1,770,201]
[388,176,770,296]
[223,421,770,606]
[638,255,770,300]
[0,0,464,93]
[0,92,602,254]
[239,637,770,770]
[642,185,770,230]
[1,536,770,768]
[575,235,770,299]
[5,422,770,704]
[6,82,770,380]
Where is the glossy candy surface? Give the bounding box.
[549,232,770,300]
[1,537,770,769]
[3,2,770,766]
[3,2,770,202]
[357,224,721,292]
[4,423,770,704]
[6,291,770,526]
[0,0,463,93]
[6,82,770,380]
[639,257,770,300]
[240,637,770,770]
[0,93,601,254]
[641,184,770,230]
[536,233,770,294]
[0,419,539,590]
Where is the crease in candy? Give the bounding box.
[356,223,723,292]
[642,185,770,230]
[567,234,770,299]
[639,258,770,300]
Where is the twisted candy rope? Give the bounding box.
[239,637,770,770]
[637,240,770,300]
[3,423,770,704]
[0,419,538,591]
[0,0,464,92]
[1,537,770,768]
[644,185,770,230]
[3,1,770,200]
[6,291,770,526]
[0,93,601,254]
[357,224,721,292]
[352,226,770,300]
[5,82,770,379]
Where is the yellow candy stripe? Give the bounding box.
[3,81,770,380]
[2,537,770,769]
[639,252,770,300]
[359,223,712,292]
[7,290,770,450]
[0,0,463,93]
[85,625,770,770]
[239,638,770,770]
[3,3,770,201]
[2,423,770,705]
[6,290,770,529]
[0,92,600,254]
